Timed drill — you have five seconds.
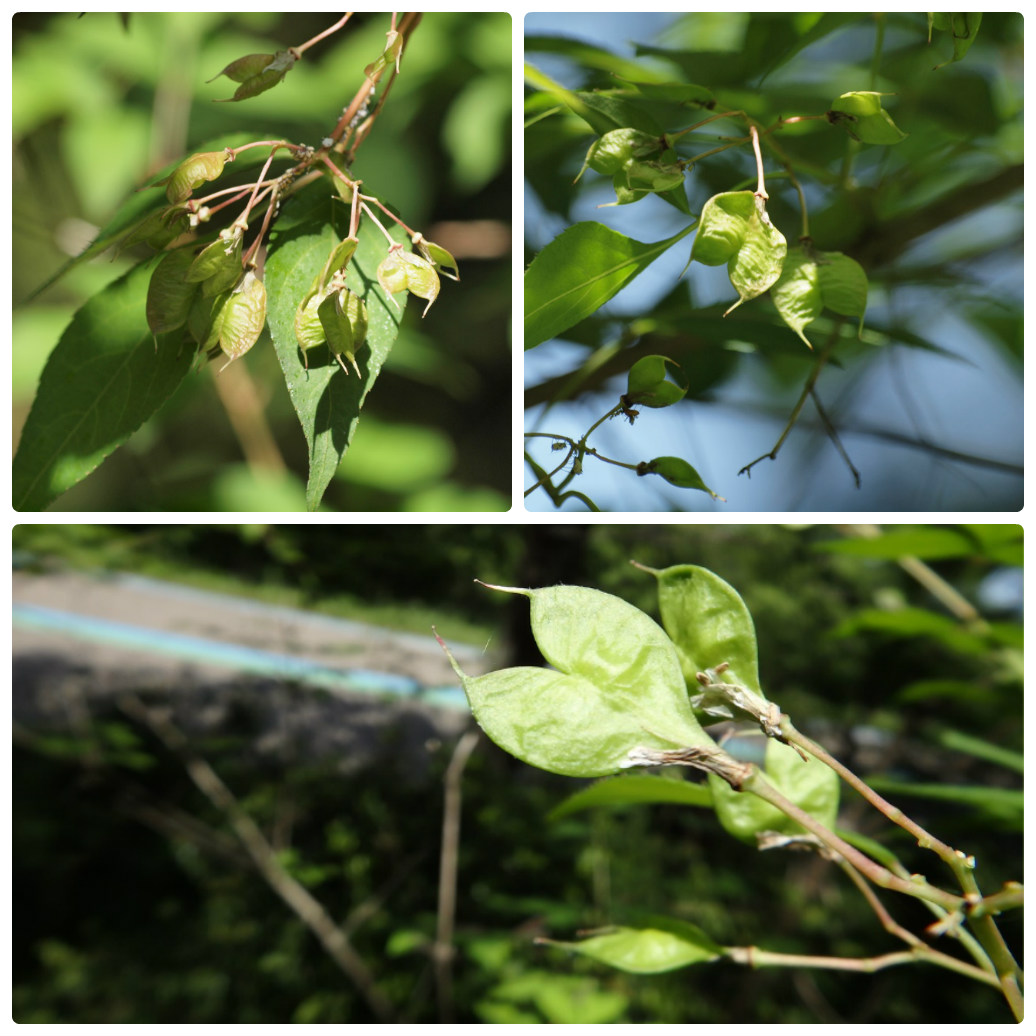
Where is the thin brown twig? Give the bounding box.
[118,695,394,1022]
[739,324,842,477]
[433,729,480,1024]
[809,387,861,487]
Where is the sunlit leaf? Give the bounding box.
[264,183,407,510]
[549,774,713,820]
[525,222,694,349]
[14,262,196,510]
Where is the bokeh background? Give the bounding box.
[14,13,511,510]
[13,523,1022,1023]
[525,13,1022,511]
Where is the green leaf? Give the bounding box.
[624,355,688,408]
[525,35,676,84]
[935,728,1024,775]
[540,922,722,973]
[639,563,762,699]
[264,184,406,511]
[863,777,1021,829]
[525,221,694,350]
[614,77,714,106]
[549,774,713,820]
[638,456,720,498]
[145,248,198,335]
[13,261,196,510]
[710,739,840,844]
[208,52,276,84]
[816,526,976,559]
[215,50,296,101]
[449,585,716,777]
[25,132,270,301]
[832,607,990,655]
[572,90,664,136]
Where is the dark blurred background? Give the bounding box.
[13,13,510,510]
[12,523,1022,1023]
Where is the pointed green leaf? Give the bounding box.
[209,52,275,84]
[145,248,198,335]
[452,585,715,777]
[549,774,713,820]
[13,262,196,510]
[615,77,714,106]
[638,456,719,498]
[525,221,694,349]
[264,184,407,511]
[572,91,664,136]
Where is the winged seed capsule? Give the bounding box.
[218,271,267,370]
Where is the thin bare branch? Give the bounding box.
[118,695,394,1022]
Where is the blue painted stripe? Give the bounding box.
[13,602,469,709]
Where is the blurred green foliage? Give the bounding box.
[13,524,1022,1022]
[13,13,510,510]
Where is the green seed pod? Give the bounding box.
[120,204,190,253]
[363,29,403,80]
[187,290,231,349]
[400,252,440,316]
[412,234,459,281]
[294,290,327,367]
[146,248,199,336]
[186,229,242,286]
[319,236,359,291]
[318,288,367,376]
[218,271,267,368]
[163,150,230,204]
[376,251,409,309]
